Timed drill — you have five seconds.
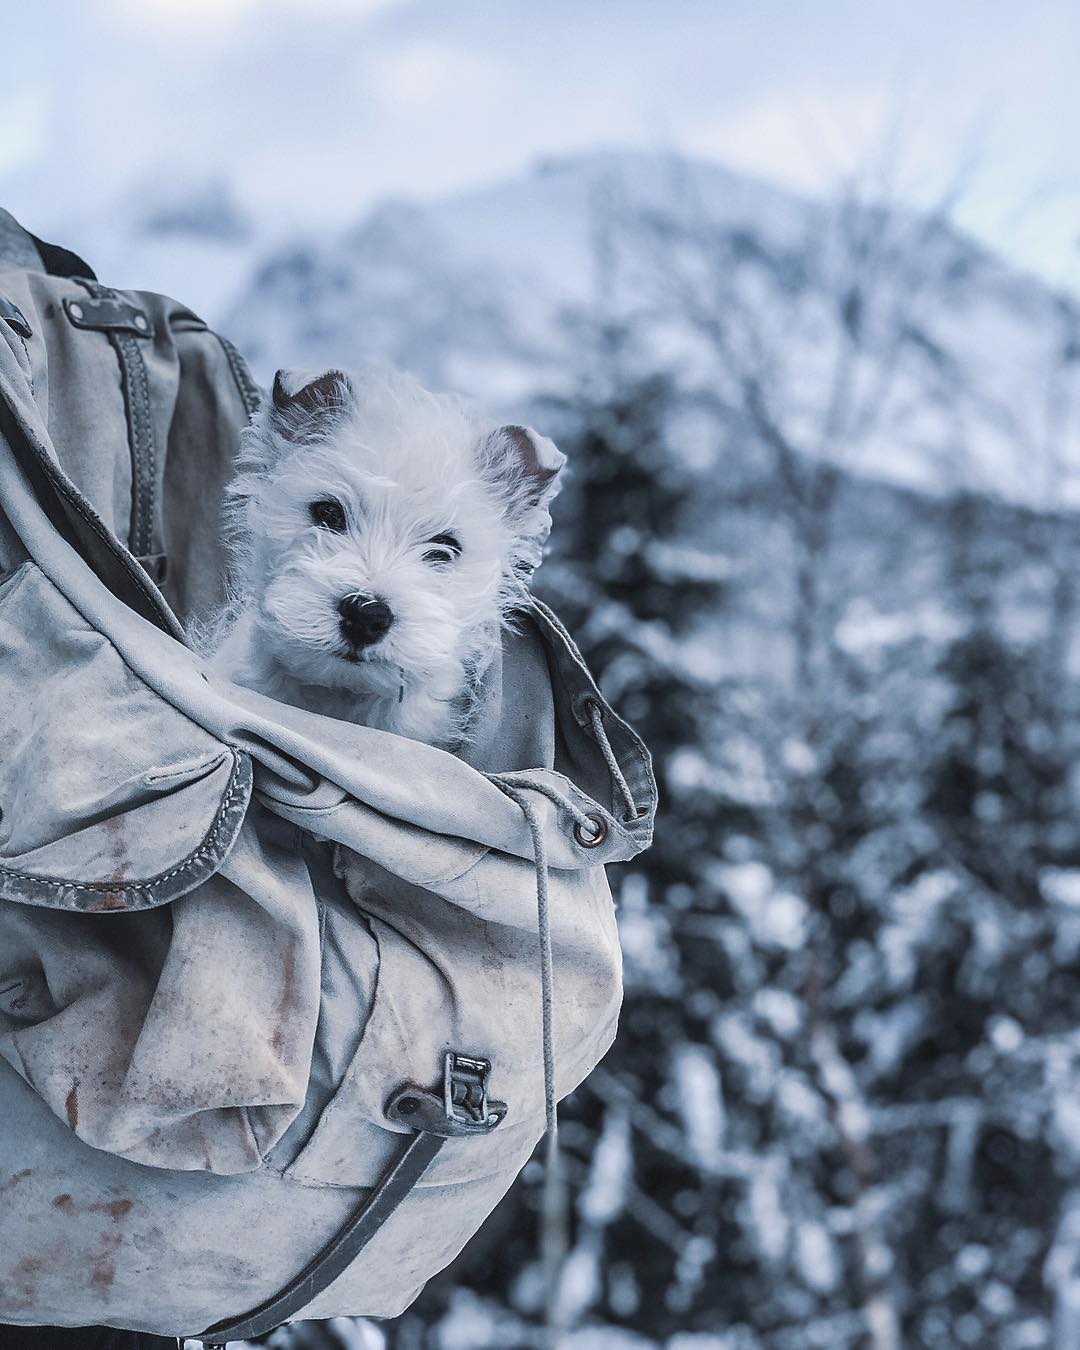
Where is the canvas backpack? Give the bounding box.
[0,210,655,1342]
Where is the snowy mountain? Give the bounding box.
[219,150,822,398]
[220,150,1080,511]
[51,149,1080,509]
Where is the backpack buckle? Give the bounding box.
[444,1052,493,1127]
[385,1051,506,1137]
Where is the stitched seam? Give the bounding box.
[0,749,249,894]
[131,335,154,556]
[112,331,156,558]
[214,333,261,418]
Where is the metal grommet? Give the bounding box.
[574,812,608,849]
[68,302,83,320]
[134,314,149,332]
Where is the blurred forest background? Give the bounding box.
[147,147,1080,1349]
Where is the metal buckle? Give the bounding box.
[385,1051,506,1138]
[444,1051,492,1126]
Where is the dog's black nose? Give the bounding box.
[338,594,393,647]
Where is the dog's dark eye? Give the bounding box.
[422,532,462,565]
[309,498,347,532]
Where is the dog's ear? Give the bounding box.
[480,424,566,572]
[481,424,566,518]
[270,369,353,441]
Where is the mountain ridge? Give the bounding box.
[35,147,1080,508]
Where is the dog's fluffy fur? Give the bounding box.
[208,366,565,748]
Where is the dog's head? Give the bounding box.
[226,366,565,693]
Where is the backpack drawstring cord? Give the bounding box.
[489,703,635,1342]
[587,700,639,820]
[489,776,566,1338]
[492,728,634,1340]
[491,781,560,1139]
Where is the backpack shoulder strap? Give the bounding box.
[199,1053,505,1346]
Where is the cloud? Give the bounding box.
[370,42,495,114]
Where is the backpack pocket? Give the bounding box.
[0,560,250,911]
[0,561,333,1173]
[277,844,622,1191]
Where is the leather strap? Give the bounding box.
[199,1129,446,1346]
[71,282,159,568]
[198,1052,506,1347]
[213,332,262,419]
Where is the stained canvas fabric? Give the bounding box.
[0,215,654,1335]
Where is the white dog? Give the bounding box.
[210,366,565,748]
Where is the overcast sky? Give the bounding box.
[1,0,1079,289]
